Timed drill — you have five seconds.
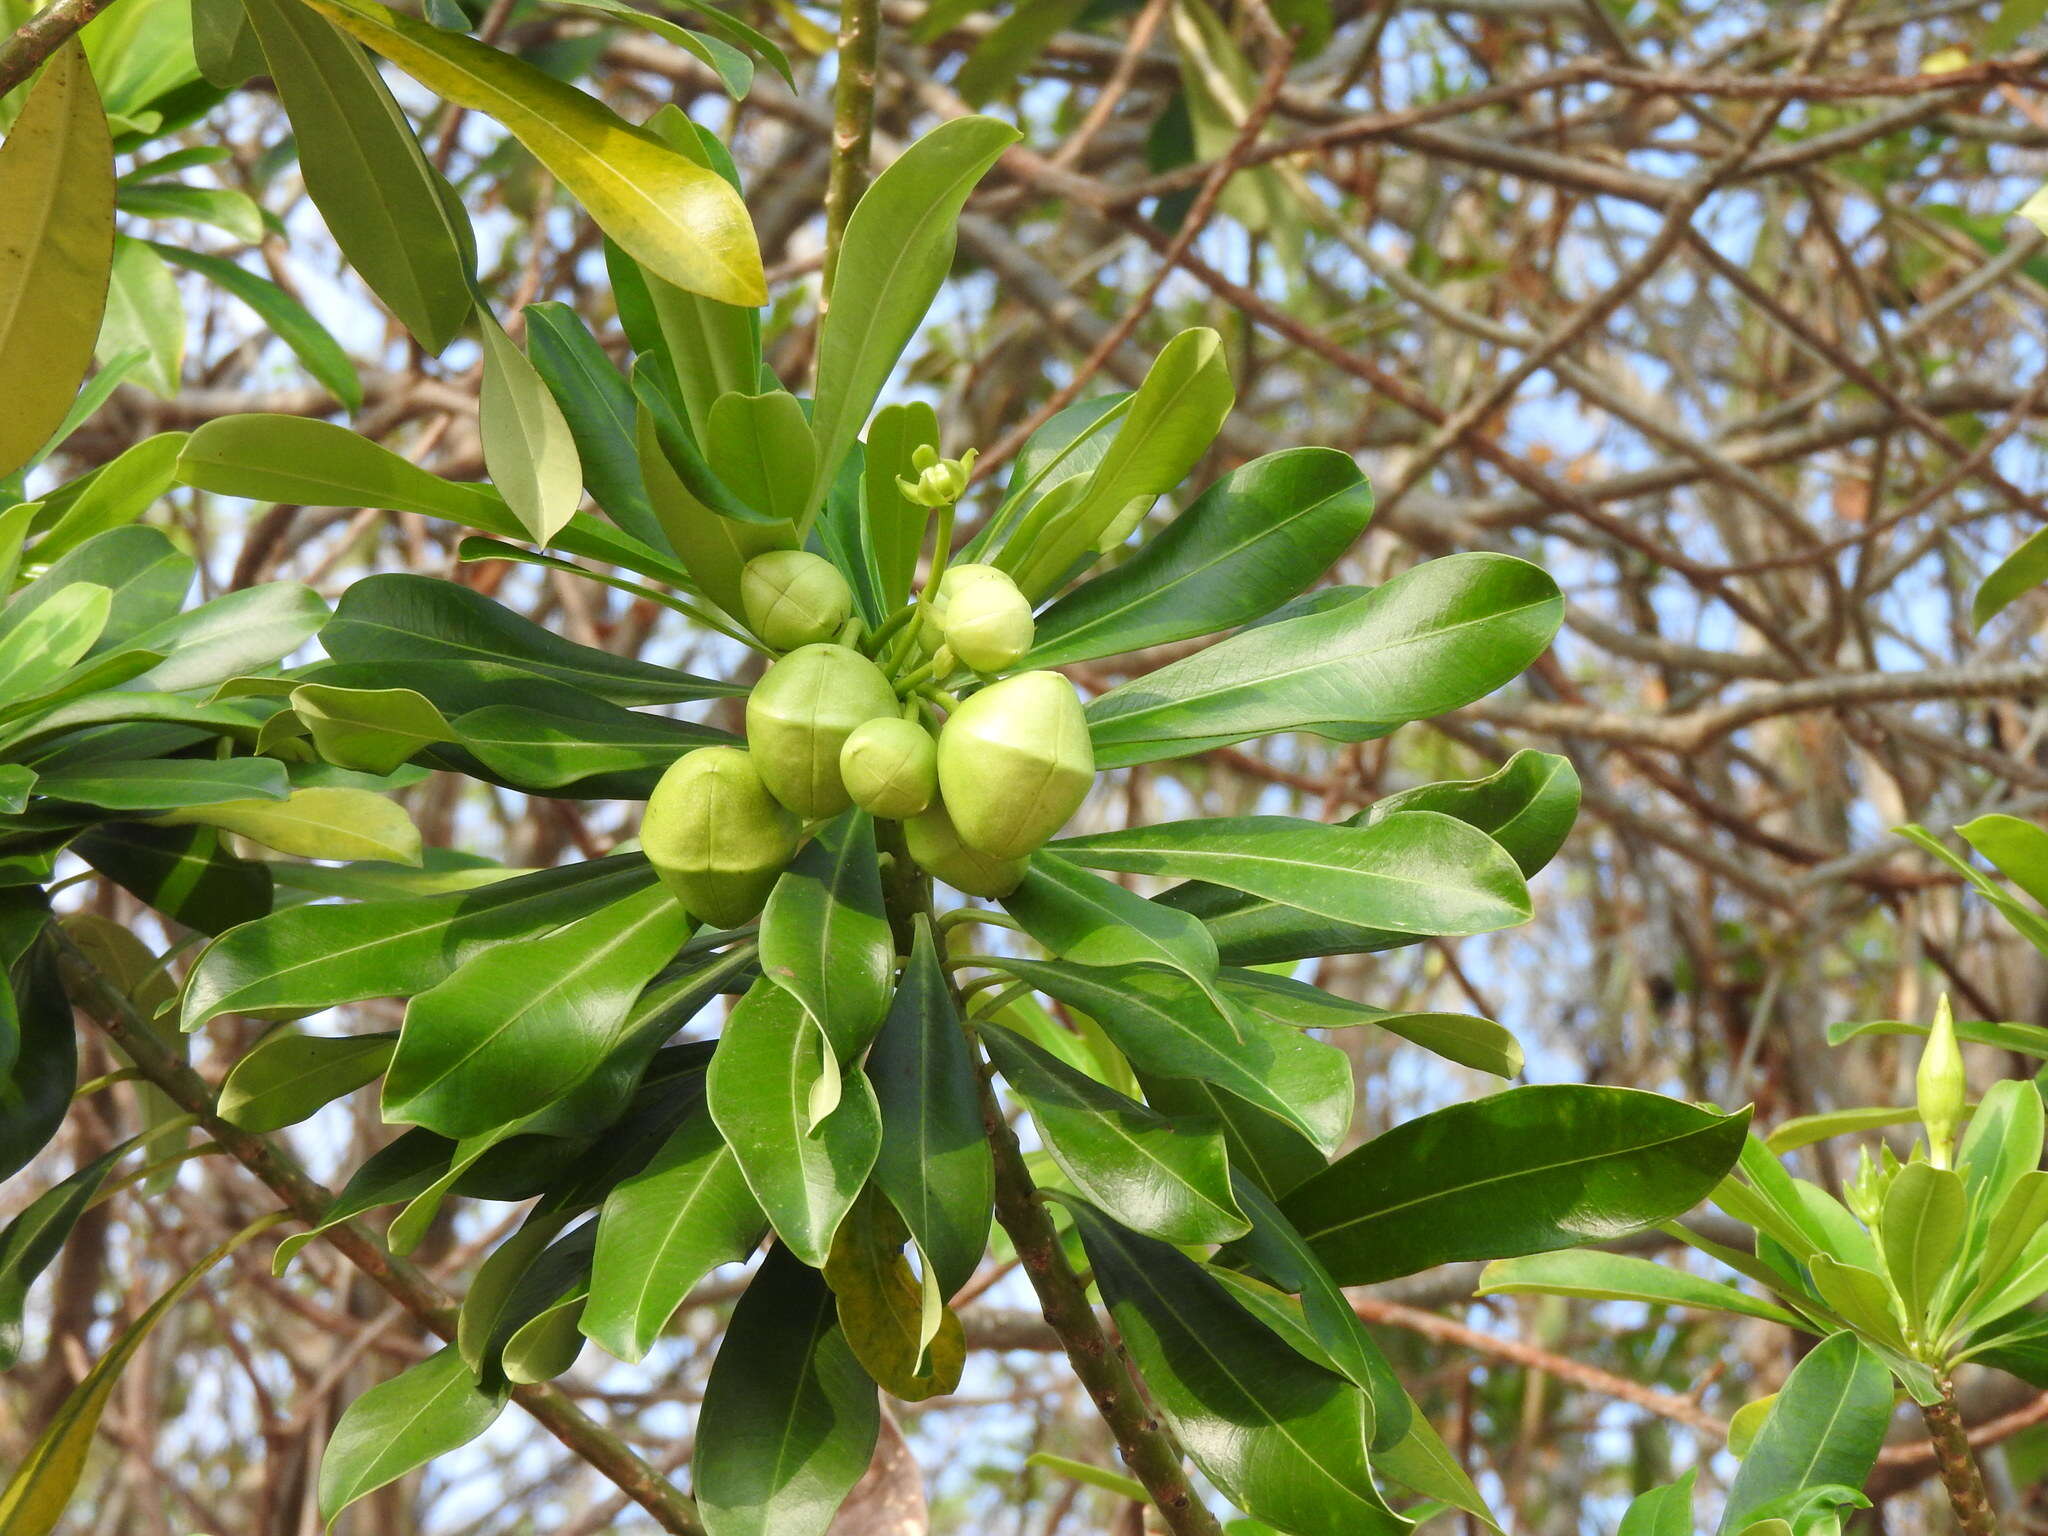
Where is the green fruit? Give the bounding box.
[944,571,1034,672]
[746,643,899,818]
[641,746,800,927]
[741,550,854,651]
[905,799,1027,898]
[915,562,1009,655]
[936,670,1093,859]
[839,716,938,819]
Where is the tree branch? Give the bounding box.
[0,0,120,100]
[820,0,879,305]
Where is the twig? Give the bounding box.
[821,0,880,306]
[0,0,121,100]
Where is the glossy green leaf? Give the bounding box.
[150,244,361,410]
[122,581,326,694]
[385,882,691,1138]
[0,40,113,478]
[0,581,108,703]
[27,430,184,566]
[116,181,263,242]
[0,526,190,649]
[190,0,263,86]
[74,822,272,936]
[1281,1085,1750,1285]
[1084,553,1562,767]
[1763,1105,1920,1155]
[695,1244,880,1536]
[636,396,795,613]
[1477,1251,1802,1326]
[1619,1472,1696,1536]
[708,979,882,1268]
[1973,523,2048,629]
[707,389,815,525]
[218,1029,396,1132]
[1026,448,1372,667]
[479,310,584,545]
[823,1189,964,1401]
[180,852,654,1030]
[95,236,182,397]
[996,956,1351,1152]
[760,811,893,1060]
[317,1346,507,1528]
[1367,749,1580,877]
[1957,1076,2044,1217]
[1066,1199,1410,1536]
[1967,1169,2048,1316]
[290,683,456,774]
[1001,850,1219,986]
[522,300,663,548]
[866,916,992,1299]
[241,0,473,351]
[1719,1333,1891,1534]
[31,757,287,812]
[451,696,724,796]
[550,0,753,95]
[982,1021,1248,1244]
[1217,968,1522,1078]
[1958,811,2048,910]
[1021,1453,1145,1503]
[1826,1014,2048,1059]
[0,1142,122,1369]
[157,786,420,864]
[805,115,1019,519]
[309,0,764,305]
[1879,1161,1965,1335]
[1804,1254,1906,1350]
[861,403,939,610]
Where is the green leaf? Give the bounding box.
[384,882,691,1138]
[1986,0,2048,51]
[1719,1333,1892,1534]
[0,581,108,702]
[1974,524,2048,630]
[995,956,1351,1152]
[317,1346,507,1528]
[1280,1085,1750,1285]
[1804,1254,1905,1350]
[583,1099,764,1361]
[1619,1472,1696,1536]
[706,389,816,525]
[805,116,1019,519]
[32,757,289,812]
[1083,553,1562,767]
[522,300,663,548]
[636,395,796,613]
[1958,812,2048,909]
[695,1243,880,1536]
[0,40,114,479]
[191,0,263,85]
[309,0,764,306]
[1065,1199,1411,1536]
[550,0,753,95]
[866,916,992,1299]
[450,694,725,795]
[116,181,264,242]
[0,526,191,651]
[1367,749,1580,878]
[1026,448,1373,667]
[150,244,361,411]
[1957,1076,2044,1218]
[982,1021,1248,1245]
[479,310,584,545]
[822,1188,964,1401]
[760,810,893,1060]
[27,430,185,565]
[96,235,183,397]
[1879,1161,1965,1336]
[125,581,327,694]
[1218,968,1522,1078]
[1060,811,1530,940]
[861,403,938,611]
[1827,1013,2048,1059]
[1022,1453,1145,1504]
[1476,1251,1802,1326]
[708,979,882,1268]
[157,786,421,865]
[217,1028,397,1132]
[180,852,655,1030]
[0,1214,279,1536]
[240,0,474,351]
[1000,327,1236,600]
[1001,850,1219,986]
[74,822,272,936]
[290,683,456,774]
[0,1142,122,1369]
[1966,1169,2048,1317]
[1764,1105,1920,1155]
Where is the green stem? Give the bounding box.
[819,0,880,305]
[1922,1384,1999,1535]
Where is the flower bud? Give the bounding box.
[1916,993,1967,1170]
[840,716,938,819]
[740,550,853,652]
[905,798,1027,898]
[745,643,899,818]
[641,746,800,927]
[1845,1145,1892,1228]
[898,445,978,508]
[914,562,1007,656]
[944,569,1034,673]
[936,670,1093,859]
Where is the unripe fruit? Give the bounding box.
[839,716,938,819]
[944,571,1034,672]
[745,643,899,818]
[936,670,1093,859]
[642,746,799,927]
[741,551,853,651]
[905,799,1027,898]
[916,562,1010,656]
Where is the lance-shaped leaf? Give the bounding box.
[157,787,421,866]
[181,853,654,1030]
[1219,967,1522,1078]
[478,310,584,545]
[1281,1085,1749,1285]
[866,917,992,1299]
[861,403,939,610]
[1060,811,1529,943]
[707,389,815,525]
[0,1143,123,1369]
[708,980,881,1268]
[583,1100,765,1362]
[217,1030,397,1133]
[1066,1199,1411,1536]
[290,684,456,775]
[523,301,664,549]
[75,823,272,937]
[823,1189,964,1401]
[760,811,893,1060]
[982,1022,1248,1245]
[997,956,1351,1152]
[26,430,185,568]
[1084,552,1561,767]
[1719,1333,1891,1534]
[1477,1251,1803,1327]
[696,1244,880,1536]
[805,115,1019,519]
[0,40,113,478]
[151,244,361,411]
[1000,850,1219,986]
[29,757,286,814]
[1879,1162,1965,1337]
[307,0,764,306]
[1619,1472,1696,1536]
[317,1347,508,1527]
[384,882,692,1138]
[1027,448,1374,667]
[240,0,473,352]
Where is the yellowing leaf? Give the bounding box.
[156,787,423,865]
[0,40,115,478]
[305,0,766,306]
[479,311,584,545]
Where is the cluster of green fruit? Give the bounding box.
[641,547,1093,925]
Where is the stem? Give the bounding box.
[870,824,1222,1536]
[819,0,879,306]
[51,926,707,1536]
[1922,1384,2000,1535]
[0,0,122,101]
